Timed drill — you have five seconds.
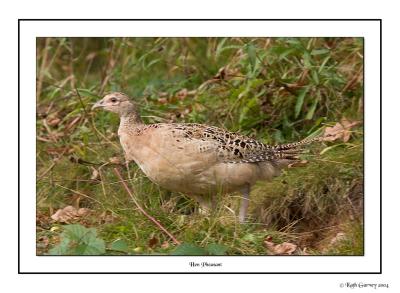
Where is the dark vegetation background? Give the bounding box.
[36,37,363,255]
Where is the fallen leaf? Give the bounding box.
[77,208,91,216]
[213,67,227,80]
[51,206,92,223]
[148,236,159,248]
[264,236,297,255]
[90,167,99,180]
[65,116,81,131]
[157,97,168,104]
[98,211,119,224]
[47,117,61,127]
[37,236,49,247]
[330,232,346,246]
[323,118,361,143]
[109,156,123,165]
[161,241,170,249]
[85,52,97,61]
[36,211,52,229]
[265,235,273,242]
[176,88,188,100]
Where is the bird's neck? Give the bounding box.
[119,107,143,125]
[119,109,144,131]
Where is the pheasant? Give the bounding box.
[92,92,319,222]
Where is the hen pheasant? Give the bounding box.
[92,92,319,222]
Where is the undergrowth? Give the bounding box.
[36,37,363,255]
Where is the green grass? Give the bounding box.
[36,37,363,255]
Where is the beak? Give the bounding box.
[91,100,104,111]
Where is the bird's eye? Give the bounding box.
[110,98,117,103]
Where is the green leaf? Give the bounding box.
[215,38,228,60]
[48,238,70,255]
[294,87,310,119]
[305,96,319,120]
[311,48,330,55]
[245,43,257,71]
[318,55,331,73]
[273,130,285,143]
[49,224,106,255]
[311,70,319,84]
[77,238,105,255]
[303,52,312,68]
[63,224,89,240]
[145,58,161,70]
[110,239,129,252]
[278,48,296,60]
[320,144,346,155]
[242,233,257,242]
[205,243,228,255]
[171,243,207,256]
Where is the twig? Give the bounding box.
[113,167,181,245]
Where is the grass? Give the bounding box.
[36,37,363,255]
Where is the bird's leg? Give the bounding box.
[238,184,251,223]
[189,194,212,215]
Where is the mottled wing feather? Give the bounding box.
[145,123,317,164]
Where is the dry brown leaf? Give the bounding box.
[161,241,170,249]
[157,97,168,104]
[36,211,52,229]
[37,236,49,247]
[47,117,61,127]
[265,235,273,242]
[51,206,92,223]
[212,66,242,81]
[109,156,123,165]
[329,232,346,246]
[176,88,188,100]
[323,118,361,143]
[264,236,297,255]
[98,211,119,224]
[90,167,99,180]
[148,236,159,249]
[85,52,97,61]
[273,242,297,255]
[213,67,227,80]
[65,116,81,131]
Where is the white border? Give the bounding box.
[20,20,381,273]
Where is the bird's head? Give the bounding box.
[92,92,137,117]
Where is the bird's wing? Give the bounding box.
[156,123,319,164]
[148,123,274,163]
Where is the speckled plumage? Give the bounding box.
[92,92,319,222]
